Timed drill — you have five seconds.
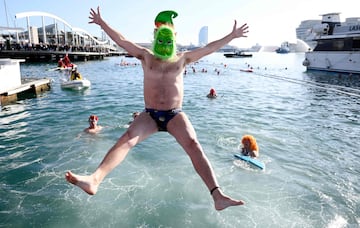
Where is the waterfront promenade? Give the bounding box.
[0,49,112,62]
[0,10,125,63]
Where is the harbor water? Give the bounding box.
[0,52,359,228]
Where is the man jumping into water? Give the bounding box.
[66,6,249,211]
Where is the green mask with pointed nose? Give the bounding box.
[152,26,176,60]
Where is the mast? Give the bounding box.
[4,0,9,27]
[3,0,10,37]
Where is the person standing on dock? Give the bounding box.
[66,6,249,211]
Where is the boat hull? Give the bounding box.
[276,48,290,54]
[56,66,73,71]
[304,51,360,74]
[60,79,91,90]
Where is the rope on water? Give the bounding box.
[251,72,360,98]
[186,61,360,98]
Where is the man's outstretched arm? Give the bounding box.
[185,20,249,64]
[89,6,148,59]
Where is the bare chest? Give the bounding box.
[148,61,183,75]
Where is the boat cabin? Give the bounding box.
[311,13,360,52]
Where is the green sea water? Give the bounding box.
[1,53,359,227]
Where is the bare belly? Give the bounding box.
[144,91,182,110]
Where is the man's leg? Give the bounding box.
[65,112,158,195]
[167,112,244,210]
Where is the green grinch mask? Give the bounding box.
[152,26,176,60]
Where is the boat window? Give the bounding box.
[313,40,333,51]
[333,40,344,50]
[313,38,357,51]
[353,38,360,50]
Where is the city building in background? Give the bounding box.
[198,26,208,47]
[296,19,322,49]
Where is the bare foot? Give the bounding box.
[212,189,245,211]
[65,171,99,195]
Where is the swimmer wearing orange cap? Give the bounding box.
[240,135,259,158]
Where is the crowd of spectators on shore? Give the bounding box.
[0,39,108,53]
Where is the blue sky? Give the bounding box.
[1,0,359,47]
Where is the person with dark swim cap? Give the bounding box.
[66,6,249,211]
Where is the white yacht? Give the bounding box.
[302,13,360,74]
